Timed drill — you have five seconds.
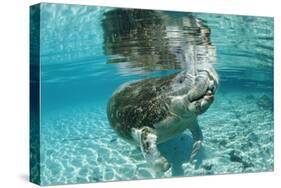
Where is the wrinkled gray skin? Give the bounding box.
[107,63,218,172]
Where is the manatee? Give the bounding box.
[107,63,218,171]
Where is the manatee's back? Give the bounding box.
[107,74,176,140]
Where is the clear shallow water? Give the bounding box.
[30,3,273,185]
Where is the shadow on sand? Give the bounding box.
[158,133,205,176]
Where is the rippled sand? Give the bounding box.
[39,90,273,185]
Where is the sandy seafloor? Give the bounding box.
[38,89,273,185]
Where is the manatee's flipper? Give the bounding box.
[189,121,203,163]
[132,127,170,172]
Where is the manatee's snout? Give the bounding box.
[199,90,214,113]
[207,73,218,94]
[188,71,210,102]
[188,67,218,103]
[202,90,214,104]
[188,89,214,114]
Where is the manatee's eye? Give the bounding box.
[178,77,184,84]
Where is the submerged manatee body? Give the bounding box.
[103,9,219,172]
[107,64,218,171]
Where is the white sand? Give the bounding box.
[39,89,273,185]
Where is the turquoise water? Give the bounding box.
[30,3,273,185]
